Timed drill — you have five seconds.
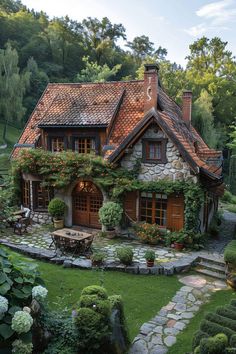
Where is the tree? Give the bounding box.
[192,89,217,148]
[76,56,121,83]
[127,35,155,60]
[0,43,30,142]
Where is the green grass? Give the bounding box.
[0,123,21,151]
[4,247,181,339]
[167,289,236,354]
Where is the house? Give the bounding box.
[12,64,223,232]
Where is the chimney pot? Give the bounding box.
[144,64,159,113]
[182,90,192,126]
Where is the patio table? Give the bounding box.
[51,228,92,256]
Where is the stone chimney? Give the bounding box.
[182,90,192,126]
[144,64,159,112]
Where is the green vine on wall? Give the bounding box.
[13,149,204,231]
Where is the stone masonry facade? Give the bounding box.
[121,125,197,183]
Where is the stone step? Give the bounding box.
[196,261,226,274]
[198,255,225,267]
[195,267,226,280]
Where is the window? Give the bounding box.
[74,137,95,154]
[22,180,30,208]
[142,138,167,163]
[51,137,65,152]
[140,192,167,226]
[33,182,52,210]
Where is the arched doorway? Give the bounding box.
[72,181,103,228]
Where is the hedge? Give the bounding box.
[200,320,235,340]
[230,334,236,348]
[216,306,236,321]
[192,330,209,350]
[230,299,236,308]
[224,241,236,268]
[205,313,236,332]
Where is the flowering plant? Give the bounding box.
[11,311,33,333]
[0,296,8,314]
[135,223,164,244]
[12,339,33,354]
[32,285,48,301]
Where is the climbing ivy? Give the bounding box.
[13,149,204,231]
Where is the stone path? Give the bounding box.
[129,274,227,354]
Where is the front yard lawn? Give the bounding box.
[167,288,236,354]
[5,247,181,339]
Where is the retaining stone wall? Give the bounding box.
[31,211,52,225]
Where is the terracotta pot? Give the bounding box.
[147,260,155,267]
[174,242,184,250]
[53,219,64,229]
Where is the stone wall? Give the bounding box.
[121,125,197,182]
[31,211,52,225]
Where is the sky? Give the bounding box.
[21,0,236,66]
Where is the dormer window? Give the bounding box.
[142,138,167,163]
[74,137,95,154]
[51,137,65,152]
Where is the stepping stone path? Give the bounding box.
[129,275,227,354]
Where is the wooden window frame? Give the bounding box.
[47,135,67,152]
[22,180,30,208]
[71,134,100,154]
[32,182,53,212]
[73,137,96,154]
[140,192,167,227]
[142,138,167,163]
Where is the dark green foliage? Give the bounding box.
[192,331,209,350]
[224,241,236,268]
[48,198,66,219]
[221,191,235,203]
[229,155,236,196]
[205,313,236,332]
[79,295,111,317]
[81,285,108,299]
[0,247,42,343]
[98,201,123,227]
[230,334,236,348]
[116,247,133,265]
[198,333,228,354]
[200,320,234,340]
[216,306,236,321]
[231,300,236,307]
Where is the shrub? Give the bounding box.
[205,313,236,332]
[230,334,236,348]
[98,202,123,228]
[81,285,108,300]
[12,339,33,354]
[75,307,110,353]
[231,299,236,307]
[200,320,235,340]
[199,333,228,354]
[79,295,111,317]
[227,205,236,213]
[48,198,66,219]
[11,310,33,334]
[135,222,163,244]
[192,331,209,350]
[144,250,155,261]
[216,306,236,321]
[224,241,236,268]
[222,191,233,203]
[116,247,133,265]
[91,252,105,264]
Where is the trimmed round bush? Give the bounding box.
[199,333,228,354]
[11,311,33,334]
[98,202,123,228]
[192,331,209,350]
[80,295,111,317]
[48,198,66,219]
[116,247,133,265]
[81,285,108,299]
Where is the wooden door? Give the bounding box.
[124,191,137,222]
[167,194,184,231]
[72,181,103,228]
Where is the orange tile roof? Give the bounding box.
[12,79,222,179]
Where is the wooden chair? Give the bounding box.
[81,235,94,255]
[13,214,31,235]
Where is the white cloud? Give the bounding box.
[185,0,236,37]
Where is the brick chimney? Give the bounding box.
[144,64,159,112]
[182,90,192,126]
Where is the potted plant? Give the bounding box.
[48,198,66,229]
[144,250,155,267]
[91,252,105,266]
[171,230,187,250]
[98,202,123,238]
